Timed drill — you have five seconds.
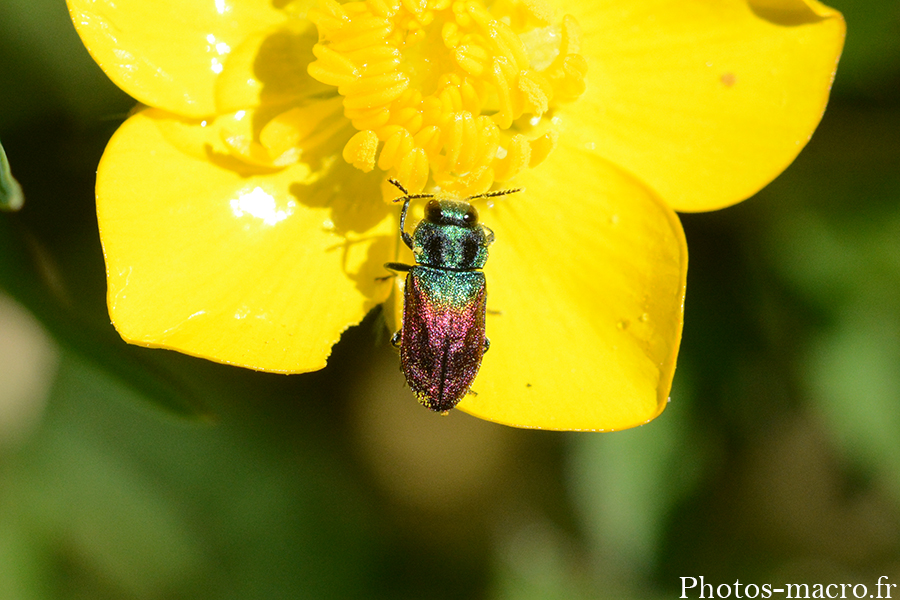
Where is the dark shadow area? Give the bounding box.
[748,0,830,26]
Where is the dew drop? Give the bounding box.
[639,312,649,323]
[322,218,335,231]
[609,214,620,226]
[616,319,630,331]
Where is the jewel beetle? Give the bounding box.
[384,179,520,413]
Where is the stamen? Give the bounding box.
[343,129,380,171]
[307,0,587,195]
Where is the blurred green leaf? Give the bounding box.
[491,521,593,600]
[567,380,709,575]
[0,0,131,130]
[0,523,47,600]
[0,140,24,211]
[762,107,900,502]
[0,350,372,600]
[0,213,211,420]
[828,0,900,97]
[805,307,900,502]
[11,426,204,599]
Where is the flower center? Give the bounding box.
[306,0,586,196]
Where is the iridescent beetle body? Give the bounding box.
[385,179,519,413]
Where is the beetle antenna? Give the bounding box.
[465,187,523,201]
[388,178,433,203]
[388,178,409,196]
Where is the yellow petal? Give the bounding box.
[456,138,687,431]
[215,19,334,114]
[560,0,845,212]
[67,0,286,117]
[97,109,394,372]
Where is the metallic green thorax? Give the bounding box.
[411,200,491,271]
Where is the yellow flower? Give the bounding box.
[67,0,843,430]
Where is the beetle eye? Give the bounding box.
[425,200,443,223]
[463,205,478,225]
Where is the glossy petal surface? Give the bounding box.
[215,18,332,114]
[67,0,286,117]
[565,0,845,211]
[454,138,687,430]
[97,109,393,372]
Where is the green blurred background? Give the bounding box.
[1,1,899,598]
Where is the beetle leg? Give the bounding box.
[377,262,411,281]
[388,178,430,251]
[383,262,412,273]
